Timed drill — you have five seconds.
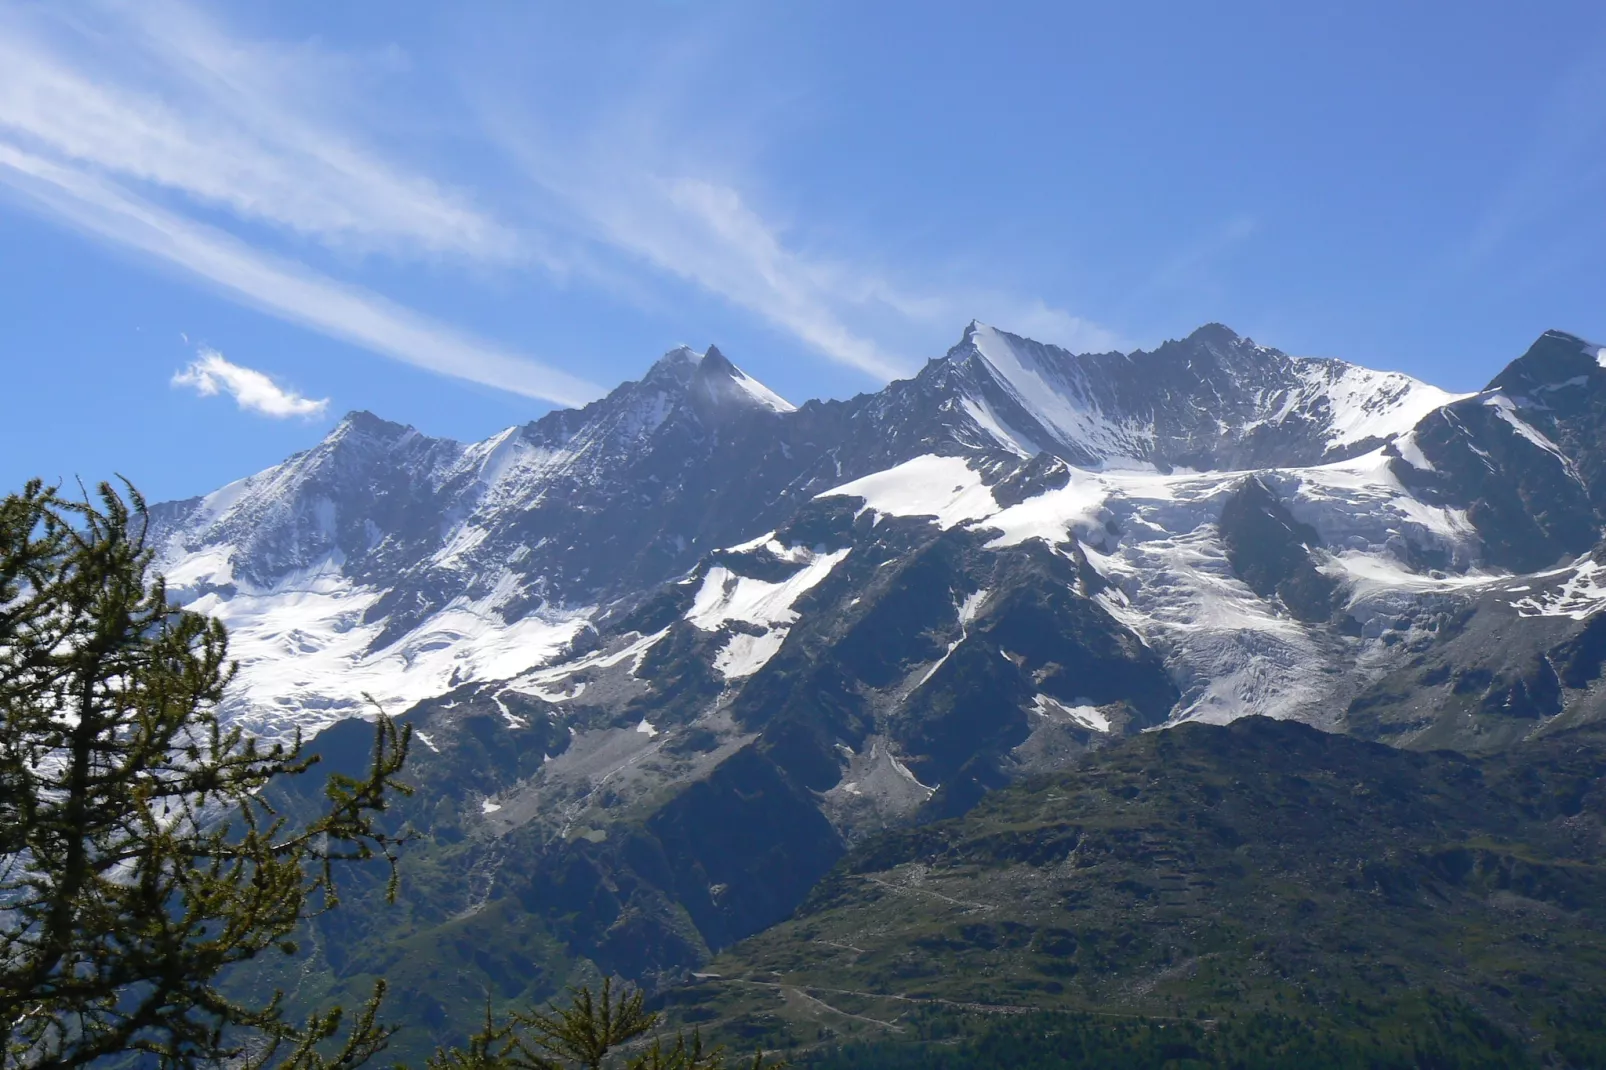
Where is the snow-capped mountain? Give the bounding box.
[149,344,816,740]
[149,323,1606,755]
[177,321,1606,1013]
[930,321,1462,468]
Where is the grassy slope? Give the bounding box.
[665,718,1606,1064]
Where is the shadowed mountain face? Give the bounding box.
[1388,330,1606,572]
[167,323,1606,1058]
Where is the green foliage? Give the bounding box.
[427,980,775,1070]
[797,995,1542,1069]
[0,481,411,1070]
[673,717,1606,1063]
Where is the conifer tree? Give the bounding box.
[0,481,411,1070]
[427,979,774,1070]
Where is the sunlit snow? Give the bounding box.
[171,551,588,744]
[511,629,668,698]
[1032,694,1111,733]
[1512,557,1606,620]
[984,474,1111,548]
[686,544,852,679]
[1393,431,1435,471]
[817,455,996,529]
[968,324,1148,458]
[729,367,796,413]
[1298,362,1466,449]
[816,443,1507,725]
[713,630,789,679]
[1483,394,1578,474]
[685,549,851,630]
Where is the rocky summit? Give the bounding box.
[155,322,1606,1057]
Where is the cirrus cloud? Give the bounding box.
[0,0,1123,408]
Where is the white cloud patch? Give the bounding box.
[173,348,328,419]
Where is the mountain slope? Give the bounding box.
[148,322,1498,746]
[943,322,1463,468]
[180,321,1606,1061]
[669,717,1606,1063]
[149,347,826,740]
[152,322,1606,899]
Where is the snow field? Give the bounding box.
[181,551,587,746]
[818,454,997,530]
[819,445,1516,725]
[685,545,853,680]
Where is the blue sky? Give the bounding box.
[2,1,1605,502]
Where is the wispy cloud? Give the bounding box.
[0,142,602,407]
[579,172,911,380]
[0,0,1123,403]
[173,347,327,418]
[493,112,1124,378]
[462,10,1129,379]
[0,2,603,408]
[0,3,513,260]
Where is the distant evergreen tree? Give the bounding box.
[428,978,775,1070]
[0,481,411,1070]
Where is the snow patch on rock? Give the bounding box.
[1032,694,1111,733]
[818,455,997,530]
[729,366,796,413]
[686,549,851,630]
[1393,431,1435,472]
[1512,557,1606,620]
[713,630,789,679]
[985,473,1112,548]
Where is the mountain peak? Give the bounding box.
[1184,322,1244,348]
[1486,329,1606,395]
[330,409,417,444]
[691,344,795,414]
[336,408,401,431]
[701,344,736,375]
[959,319,1015,349]
[645,345,701,380]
